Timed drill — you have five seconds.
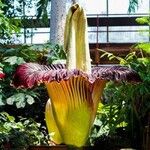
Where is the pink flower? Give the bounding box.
[0,73,5,79]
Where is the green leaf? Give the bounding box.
[100,53,108,58]
[1,112,15,122]
[15,93,26,108]
[136,17,149,24]
[26,95,35,105]
[128,0,138,13]
[4,56,25,65]
[16,100,26,108]
[0,63,4,67]
[0,95,4,106]
[136,43,150,54]
[138,58,150,64]
[6,96,15,105]
[7,93,27,108]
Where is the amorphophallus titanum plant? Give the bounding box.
[12,4,141,147]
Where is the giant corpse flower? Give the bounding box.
[12,4,141,147]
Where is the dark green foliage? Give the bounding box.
[0,43,66,147]
[1,0,36,17]
[91,47,149,149]
[0,47,40,108]
[128,0,139,13]
[0,112,48,149]
[37,0,50,24]
[90,16,150,149]
[0,1,21,44]
[0,43,66,108]
[136,16,150,25]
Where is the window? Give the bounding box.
[11,0,150,44]
[87,0,150,43]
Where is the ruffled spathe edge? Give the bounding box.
[12,63,142,88]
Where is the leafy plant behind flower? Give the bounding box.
[0,49,39,108]
[0,1,21,44]
[0,112,48,149]
[0,43,66,141]
[0,43,66,108]
[90,33,150,149]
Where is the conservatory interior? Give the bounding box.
[0,0,150,150]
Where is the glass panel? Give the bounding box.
[88,27,107,32]
[11,0,150,44]
[98,32,107,43]
[108,0,149,15]
[136,0,149,14]
[32,33,50,44]
[109,31,149,43]
[86,0,107,14]
[24,0,37,16]
[107,26,149,43]
[32,28,50,44]
[108,0,129,14]
[11,34,25,44]
[33,28,50,33]
[88,32,107,43]
[109,26,149,31]
[14,0,24,16]
[26,36,32,44]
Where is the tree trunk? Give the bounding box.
[50,0,66,45]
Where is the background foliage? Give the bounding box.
[0,112,48,149]
[89,17,150,149]
[0,0,21,44]
[0,43,66,148]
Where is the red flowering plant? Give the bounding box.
[0,72,5,79]
[12,4,141,148]
[0,65,5,79]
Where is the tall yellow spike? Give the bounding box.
[64,4,91,74]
